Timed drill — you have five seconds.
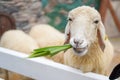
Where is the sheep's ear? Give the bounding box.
[64,23,71,44]
[97,21,107,52]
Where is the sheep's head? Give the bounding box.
[65,6,106,56]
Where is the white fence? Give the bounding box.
[0,47,110,80]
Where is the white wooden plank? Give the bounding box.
[0,78,4,80]
[0,47,109,80]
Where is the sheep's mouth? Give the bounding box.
[73,46,88,55]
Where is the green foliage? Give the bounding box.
[29,44,72,58]
[42,0,49,8]
[42,0,100,32]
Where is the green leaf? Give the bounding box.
[28,51,49,58]
[28,44,72,58]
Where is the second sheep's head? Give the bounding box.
[65,6,106,56]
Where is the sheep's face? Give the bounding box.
[65,6,102,56]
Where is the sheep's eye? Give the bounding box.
[68,18,72,21]
[94,20,99,24]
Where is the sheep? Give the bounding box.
[29,24,65,63]
[0,30,39,80]
[64,6,114,76]
[0,30,39,54]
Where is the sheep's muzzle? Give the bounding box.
[73,45,88,55]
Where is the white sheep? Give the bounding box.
[64,6,114,76]
[0,30,39,80]
[29,24,65,63]
[0,30,39,54]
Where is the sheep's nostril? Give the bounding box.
[79,40,84,44]
[74,39,79,44]
[74,39,84,47]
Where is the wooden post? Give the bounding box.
[4,70,9,80]
[99,0,109,22]
[108,0,120,32]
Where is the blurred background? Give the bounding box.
[0,0,120,80]
[0,0,120,35]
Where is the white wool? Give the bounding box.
[29,24,65,47]
[0,30,39,54]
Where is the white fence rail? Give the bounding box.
[0,47,109,80]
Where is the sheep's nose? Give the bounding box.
[74,39,83,47]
